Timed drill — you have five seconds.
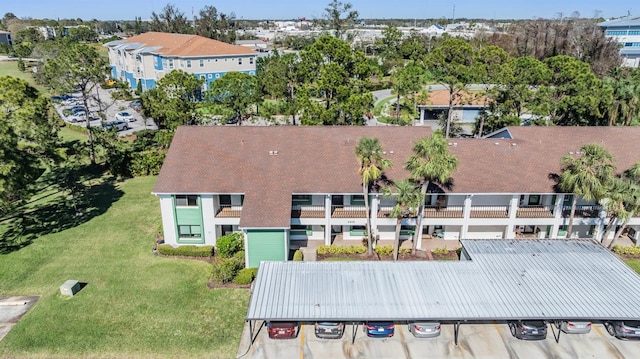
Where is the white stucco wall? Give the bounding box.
[159,195,176,245]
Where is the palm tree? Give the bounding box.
[405,133,458,254]
[604,162,640,248]
[356,137,391,255]
[559,144,615,239]
[383,179,423,261]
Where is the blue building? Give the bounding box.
[598,15,640,67]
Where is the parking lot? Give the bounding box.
[53,86,157,135]
[238,321,640,359]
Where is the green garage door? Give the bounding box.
[246,229,286,268]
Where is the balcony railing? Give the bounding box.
[291,205,326,218]
[424,205,464,218]
[517,205,554,218]
[470,205,509,218]
[331,205,367,218]
[562,205,602,218]
[215,205,242,218]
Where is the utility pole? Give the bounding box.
[452,4,456,24]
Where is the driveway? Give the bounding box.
[0,296,39,341]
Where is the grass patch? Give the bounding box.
[0,176,249,358]
[0,60,49,95]
[625,259,640,274]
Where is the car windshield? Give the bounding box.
[317,322,340,326]
[623,321,640,328]
[523,321,545,327]
[269,322,296,329]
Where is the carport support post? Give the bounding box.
[352,322,358,344]
[454,322,461,346]
[552,320,562,343]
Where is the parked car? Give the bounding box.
[51,94,74,102]
[67,111,86,123]
[314,321,344,339]
[115,111,136,122]
[604,321,640,340]
[508,320,547,340]
[102,120,128,132]
[408,322,441,338]
[267,322,298,339]
[558,321,591,334]
[129,100,142,111]
[67,105,87,114]
[364,322,395,338]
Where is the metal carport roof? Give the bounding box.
[246,239,640,322]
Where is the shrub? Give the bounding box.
[612,245,640,256]
[157,244,214,257]
[216,232,244,258]
[293,250,303,261]
[210,256,244,285]
[374,246,393,256]
[317,245,367,255]
[399,248,411,255]
[233,268,258,285]
[432,247,452,256]
[129,149,166,176]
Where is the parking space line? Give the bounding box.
[593,324,604,337]
[300,324,305,359]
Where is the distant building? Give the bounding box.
[598,15,640,67]
[104,32,257,91]
[417,89,485,124]
[0,30,13,46]
[235,39,269,52]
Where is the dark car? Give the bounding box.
[364,322,395,338]
[267,322,298,339]
[315,321,344,339]
[508,320,547,340]
[604,321,640,340]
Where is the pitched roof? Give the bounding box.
[106,32,255,57]
[598,15,640,27]
[153,126,640,227]
[418,89,485,107]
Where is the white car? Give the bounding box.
[103,120,128,131]
[115,111,136,122]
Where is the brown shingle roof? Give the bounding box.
[153,126,640,227]
[119,32,255,57]
[419,89,485,107]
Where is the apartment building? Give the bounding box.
[598,15,640,67]
[152,126,640,267]
[104,32,257,91]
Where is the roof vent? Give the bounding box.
[494,142,499,145]
[389,150,394,155]
[453,143,457,147]
[568,151,574,155]
[511,143,516,146]
[269,150,279,156]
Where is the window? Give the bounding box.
[291,225,311,236]
[238,57,243,65]
[528,195,541,205]
[199,59,204,67]
[175,195,198,207]
[221,225,233,236]
[250,57,254,65]
[400,225,415,235]
[629,30,640,35]
[186,60,191,68]
[563,195,573,207]
[351,195,365,205]
[215,73,220,78]
[208,74,212,79]
[606,30,627,36]
[350,225,366,236]
[168,59,174,69]
[292,194,311,204]
[178,225,201,238]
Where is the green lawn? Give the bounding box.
[625,259,640,274]
[0,176,250,359]
[0,60,49,95]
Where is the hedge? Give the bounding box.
[317,245,367,255]
[157,244,214,257]
[612,245,640,256]
[233,268,258,285]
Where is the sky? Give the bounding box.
[4,0,635,21]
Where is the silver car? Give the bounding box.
[559,321,591,334]
[314,322,344,339]
[408,322,441,338]
[604,321,640,340]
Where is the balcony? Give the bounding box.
[517,205,554,218]
[215,205,242,218]
[331,205,367,218]
[291,205,325,218]
[562,205,601,218]
[424,205,464,218]
[470,205,509,218]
